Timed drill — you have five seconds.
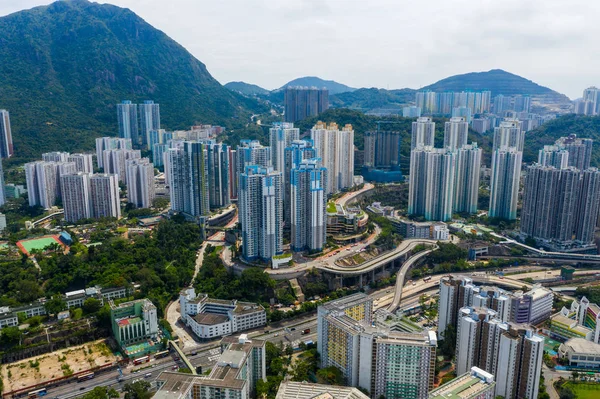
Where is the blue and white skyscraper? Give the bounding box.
[443,117,469,150]
[237,140,272,175]
[0,109,13,159]
[284,140,318,227]
[126,158,155,209]
[117,100,139,145]
[270,122,299,174]
[493,119,524,151]
[138,100,160,149]
[0,158,5,207]
[290,159,327,252]
[95,137,132,169]
[239,166,283,262]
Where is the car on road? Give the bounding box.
[290,327,296,331]
[274,333,279,337]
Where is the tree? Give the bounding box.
[571,370,580,381]
[81,386,119,399]
[44,295,66,315]
[83,298,102,314]
[316,366,344,385]
[0,326,22,347]
[123,381,153,399]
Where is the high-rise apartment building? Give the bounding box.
[521,166,579,247]
[25,161,61,208]
[310,122,354,194]
[493,119,524,151]
[415,91,490,115]
[574,87,600,116]
[403,106,422,118]
[166,142,210,219]
[575,168,600,244]
[239,166,283,262]
[102,148,141,184]
[284,87,329,123]
[489,147,522,220]
[290,159,327,252]
[454,309,544,399]
[95,137,132,169]
[0,158,5,207]
[495,325,544,399]
[89,173,121,219]
[555,135,593,171]
[408,147,456,221]
[454,144,482,214]
[269,122,300,175]
[443,117,469,150]
[117,100,140,145]
[364,130,402,168]
[42,152,69,162]
[67,153,94,173]
[538,145,570,169]
[228,148,238,200]
[152,143,168,168]
[0,110,13,159]
[60,172,92,223]
[126,158,155,209]
[437,276,479,339]
[138,100,160,149]
[317,294,437,399]
[204,141,231,209]
[452,107,472,124]
[284,140,317,227]
[237,140,272,175]
[411,117,435,149]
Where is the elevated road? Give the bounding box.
[387,249,434,311]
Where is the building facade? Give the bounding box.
[138,100,160,149]
[284,87,329,123]
[126,158,155,209]
[311,122,355,195]
[489,147,522,220]
[0,110,13,159]
[117,100,140,145]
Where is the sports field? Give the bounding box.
[17,235,62,255]
[565,382,600,399]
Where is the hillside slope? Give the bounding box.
[0,0,263,161]
[224,81,270,96]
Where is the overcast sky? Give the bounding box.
[1,0,598,99]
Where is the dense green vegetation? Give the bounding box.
[0,220,203,314]
[330,88,414,110]
[523,114,600,166]
[0,0,266,162]
[224,81,270,96]
[575,286,600,304]
[422,69,569,101]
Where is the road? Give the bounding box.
[335,183,374,207]
[387,248,434,312]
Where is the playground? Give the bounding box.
[16,235,63,255]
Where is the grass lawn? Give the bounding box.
[565,382,600,399]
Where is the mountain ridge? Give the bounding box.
[0,0,264,160]
[278,76,357,94]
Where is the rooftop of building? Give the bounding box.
[429,367,495,399]
[321,293,370,312]
[560,338,600,355]
[117,316,142,327]
[110,297,155,310]
[275,382,369,399]
[192,313,230,326]
[526,285,553,300]
[551,314,578,327]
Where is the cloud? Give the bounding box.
[0,0,598,98]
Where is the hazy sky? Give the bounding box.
[1,0,598,99]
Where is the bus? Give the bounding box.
[28,388,47,398]
[133,356,150,365]
[77,372,95,382]
[154,350,169,359]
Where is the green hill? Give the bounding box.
[523,115,600,165]
[421,69,570,103]
[331,88,415,110]
[0,0,264,162]
[224,81,270,96]
[279,76,356,94]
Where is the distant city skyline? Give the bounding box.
[0,0,597,99]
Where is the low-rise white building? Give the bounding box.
[180,288,266,340]
[559,338,600,369]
